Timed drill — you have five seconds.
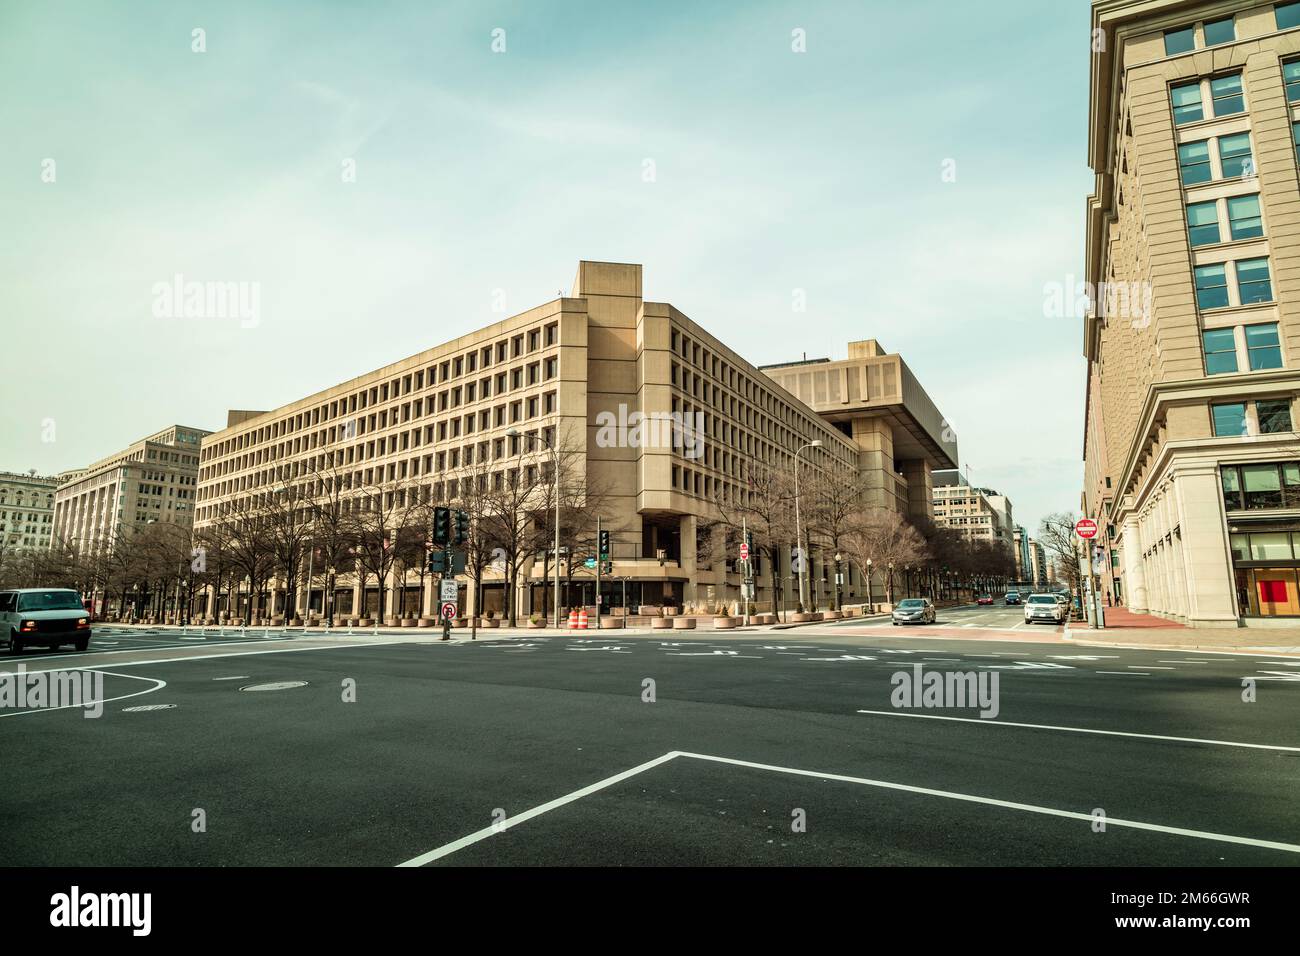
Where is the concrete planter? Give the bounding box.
[358,618,373,627]
[453,617,468,628]
[671,617,697,630]
[713,616,739,630]
[651,617,673,630]
[599,617,625,629]
[305,619,322,628]
[479,618,499,628]
[790,612,814,623]
[417,617,436,627]
[527,619,547,629]
[823,610,841,620]
[400,618,418,628]
[664,607,679,617]
[384,617,400,627]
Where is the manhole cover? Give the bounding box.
[239,681,309,692]
[122,704,177,712]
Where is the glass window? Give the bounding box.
[1204,16,1235,46]
[1210,73,1245,117]
[1203,327,1238,374]
[1287,61,1300,104]
[1246,322,1282,369]
[1218,133,1253,179]
[1165,26,1196,55]
[1179,140,1212,184]
[1227,195,1263,240]
[1223,466,1243,510]
[1172,81,1204,125]
[1280,2,1300,30]
[1250,531,1292,560]
[1243,464,1284,509]
[1257,399,1293,434]
[1187,201,1220,246]
[1195,264,1230,311]
[1229,531,1248,560]
[1212,402,1248,436]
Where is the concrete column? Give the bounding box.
[1172,463,1238,625]
[680,513,698,609]
[1121,515,1147,612]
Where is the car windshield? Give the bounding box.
[16,590,84,612]
[1028,596,1057,605]
[898,599,924,608]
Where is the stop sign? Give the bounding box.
[1075,518,1099,539]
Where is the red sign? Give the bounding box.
[740,543,750,561]
[1075,518,1099,539]
[440,602,458,620]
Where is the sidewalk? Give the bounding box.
[1097,606,1185,629]
[1066,623,1300,654]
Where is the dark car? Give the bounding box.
[0,588,93,653]
[1004,592,1021,605]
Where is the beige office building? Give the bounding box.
[0,472,58,556]
[1085,0,1300,625]
[51,425,210,555]
[194,261,957,620]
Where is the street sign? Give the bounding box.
[440,601,458,620]
[440,580,458,602]
[584,557,596,569]
[740,542,750,561]
[1075,518,1099,539]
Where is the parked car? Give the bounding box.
[1024,593,1066,625]
[1004,592,1022,605]
[976,594,993,605]
[892,598,936,625]
[0,588,92,653]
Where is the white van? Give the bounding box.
[0,588,92,653]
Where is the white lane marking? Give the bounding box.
[0,671,167,717]
[1143,666,1176,670]
[854,708,1300,752]
[1098,671,1148,676]
[396,751,683,866]
[1158,660,1205,664]
[677,752,1300,855]
[11,640,404,673]
[211,676,251,681]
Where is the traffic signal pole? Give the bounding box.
[595,516,601,630]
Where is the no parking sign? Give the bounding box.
[440,601,458,621]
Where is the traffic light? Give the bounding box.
[602,560,613,574]
[599,529,610,559]
[745,530,754,553]
[428,550,447,573]
[433,507,450,545]
[455,509,469,545]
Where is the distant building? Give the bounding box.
[931,472,1015,557]
[51,425,211,555]
[0,471,58,556]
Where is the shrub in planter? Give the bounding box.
[527,613,546,629]
[650,616,673,630]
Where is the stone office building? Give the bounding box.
[194,261,956,620]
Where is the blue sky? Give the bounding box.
[0,0,1094,534]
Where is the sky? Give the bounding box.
[0,0,1094,536]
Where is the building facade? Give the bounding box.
[194,261,957,621]
[0,471,58,557]
[51,425,210,556]
[931,471,1016,557]
[1086,0,1300,625]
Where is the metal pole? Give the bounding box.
[305,542,314,624]
[595,514,601,630]
[794,464,805,612]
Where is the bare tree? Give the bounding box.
[714,463,797,621]
[841,509,929,605]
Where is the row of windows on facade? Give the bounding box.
[200,390,560,489]
[202,322,561,462]
[668,394,844,478]
[195,426,561,521]
[0,513,51,522]
[669,359,838,455]
[1210,397,1294,437]
[1202,321,1282,375]
[1164,4,1300,59]
[1222,459,1300,512]
[670,327,838,455]
[669,463,759,506]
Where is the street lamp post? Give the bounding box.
[792,440,823,613]
[508,428,562,628]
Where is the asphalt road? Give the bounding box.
[2,623,1298,866]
